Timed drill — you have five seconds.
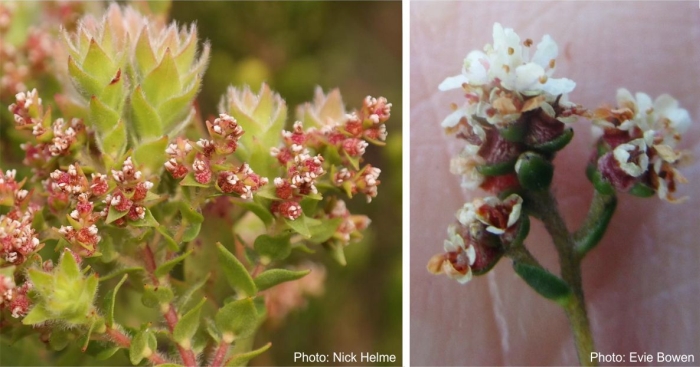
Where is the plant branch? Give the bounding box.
[524,190,597,366]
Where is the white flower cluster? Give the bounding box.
[439,23,576,132]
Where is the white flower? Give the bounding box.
[474,194,523,235]
[450,150,486,190]
[613,138,649,177]
[440,23,575,97]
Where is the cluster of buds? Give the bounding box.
[323,199,371,246]
[9,89,86,177]
[270,122,326,220]
[439,23,584,193]
[167,114,268,199]
[0,170,40,265]
[428,194,525,284]
[104,157,155,224]
[0,274,32,319]
[591,89,692,202]
[294,90,392,203]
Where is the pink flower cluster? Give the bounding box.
[0,274,32,319]
[8,89,86,178]
[166,114,268,199]
[0,170,40,265]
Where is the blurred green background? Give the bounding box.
[0,1,402,366]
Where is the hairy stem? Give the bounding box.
[210,341,230,367]
[142,243,198,367]
[525,190,596,366]
[105,326,168,365]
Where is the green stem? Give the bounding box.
[525,190,597,366]
[505,243,542,268]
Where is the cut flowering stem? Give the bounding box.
[574,191,617,258]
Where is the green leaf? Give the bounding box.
[83,38,116,85]
[226,342,272,366]
[498,121,527,142]
[158,78,201,130]
[216,243,257,298]
[68,56,102,99]
[592,170,615,195]
[175,273,210,311]
[99,267,144,282]
[476,158,517,176]
[235,200,273,227]
[575,192,617,257]
[326,242,347,266]
[89,96,120,135]
[131,86,163,140]
[174,29,197,73]
[59,249,81,279]
[215,298,258,342]
[142,48,181,106]
[253,234,291,264]
[27,268,52,297]
[103,274,128,327]
[100,69,125,113]
[133,136,168,175]
[532,128,574,153]
[182,222,202,243]
[101,120,127,158]
[106,204,129,224]
[205,318,221,343]
[516,152,553,191]
[284,214,311,238]
[509,215,530,248]
[629,182,655,197]
[155,250,193,278]
[95,346,121,361]
[179,201,204,223]
[129,329,156,365]
[180,173,210,188]
[253,185,279,201]
[134,27,157,76]
[141,284,174,308]
[49,328,71,351]
[513,262,572,305]
[129,208,159,227]
[254,269,310,292]
[308,218,343,243]
[22,305,52,325]
[173,297,205,348]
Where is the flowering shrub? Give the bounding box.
[430,23,692,365]
[0,3,393,366]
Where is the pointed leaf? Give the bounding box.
[100,69,125,111]
[180,173,210,188]
[135,27,157,76]
[95,346,121,361]
[106,205,129,224]
[83,38,116,84]
[142,49,181,105]
[59,249,81,279]
[131,86,163,140]
[128,208,159,227]
[173,298,205,348]
[68,56,102,99]
[216,242,256,297]
[284,214,311,238]
[158,78,201,130]
[215,298,257,342]
[175,273,210,311]
[155,250,193,278]
[226,342,271,366]
[130,329,155,365]
[235,200,273,227]
[157,226,180,251]
[103,274,128,327]
[254,269,310,292]
[308,218,343,244]
[22,305,52,325]
[133,135,168,175]
[27,269,52,297]
[253,234,291,264]
[89,96,120,135]
[101,120,127,157]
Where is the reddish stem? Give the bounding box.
[143,243,198,367]
[105,327,168,365]
[210,341,230,367]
